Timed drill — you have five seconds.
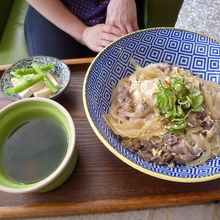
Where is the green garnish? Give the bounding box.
[166,121,188,132]
[156,76,204,132]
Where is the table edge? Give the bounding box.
[1,190,220,219]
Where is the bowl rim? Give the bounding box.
[82,27,220,183]
[0,97,76,193]
[0,55,71,101]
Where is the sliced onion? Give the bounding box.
[201,81,220,120]
[211,135,220,156]
[186,152,211,167]
[207,121,220,141]
[187,134,211,167]
[130,58,141,70]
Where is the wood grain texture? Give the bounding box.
[0,61,220,219]
[1,190,220,219]
[0,64,11,72]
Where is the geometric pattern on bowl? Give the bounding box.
[0,56,71,101]
[83,28,220,182]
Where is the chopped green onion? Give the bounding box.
[164,111,173,119]
[174,83,184,93]
[191,95,204,109]
[176,105,184,117]
[156,76,204,132]
[191,106,204,112]
[166,121,188,132]
[186,96,193,105]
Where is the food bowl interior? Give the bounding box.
[84,28,220,182]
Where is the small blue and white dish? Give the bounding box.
[0,56,71,101]
[83,28,220,183]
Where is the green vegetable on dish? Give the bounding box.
[6,74,44,94]
[6,63,58,95]
[156,76,204,132]
[31,63,58,93]
[12,63,54,76]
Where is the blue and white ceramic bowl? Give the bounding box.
[0,56,71,101]
[83,28,220,183]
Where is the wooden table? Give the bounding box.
[1,58,220,219]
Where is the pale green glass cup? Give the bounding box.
[0,97,77,193]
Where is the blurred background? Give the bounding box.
[176,0,220,40]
